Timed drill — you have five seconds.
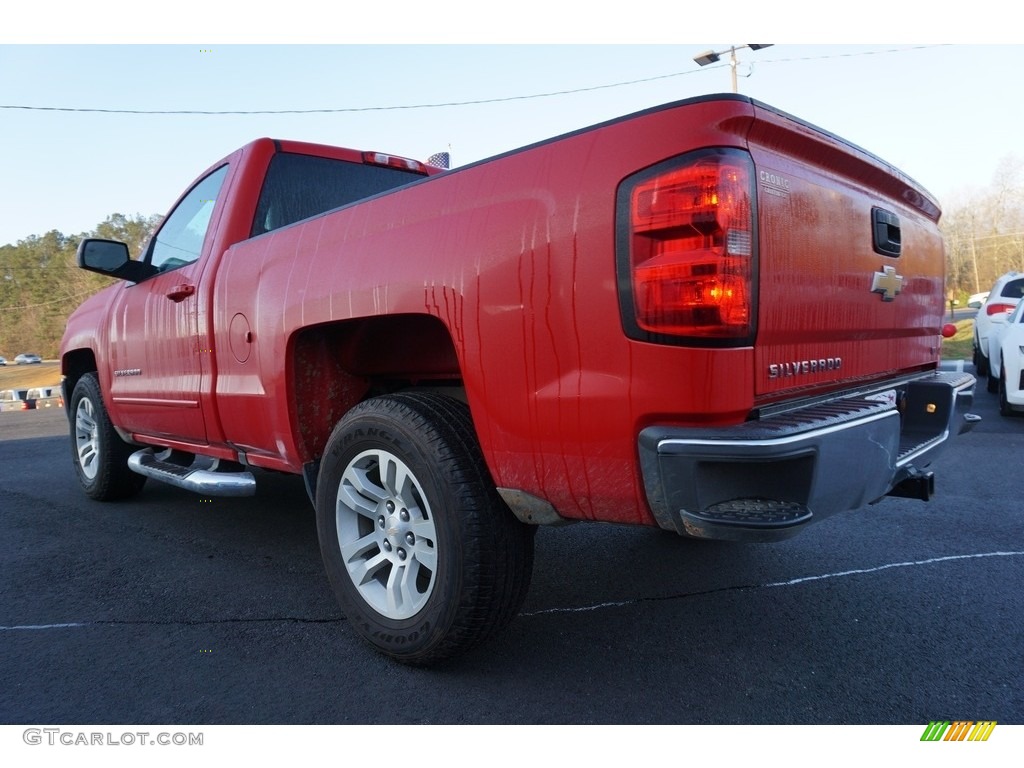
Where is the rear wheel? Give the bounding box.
[315,392,534,665]
[974,343,989,377]
[987,369,1000,393]
[69,372,146,501]
[986,351,1000,393]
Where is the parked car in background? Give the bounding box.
[14,353,42,365]
[974,271,1024,378]
[987,300,1024,416]
[967,291,990,309]
[27,386,63,409]
[0,356,6,366]
[0,389,37,410]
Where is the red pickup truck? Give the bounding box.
[61,94,978,664]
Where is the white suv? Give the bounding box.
[987,300,1024,415]
[974,271,1024,383]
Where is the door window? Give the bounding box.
[149,165,229,272]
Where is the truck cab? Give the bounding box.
[64,139,440,480]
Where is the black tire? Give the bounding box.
[987,368,1000,393]
[69,372,146,501]
[999,370,1015,417]
[315,392,534,665]
[974,344,989,377]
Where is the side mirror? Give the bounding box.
[77,238,157,282]
[79,238,129,271]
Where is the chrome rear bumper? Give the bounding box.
[638,371,978,542]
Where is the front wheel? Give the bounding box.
[69,372,146,501]
[999,369,1017,417]
[315,392,534,665]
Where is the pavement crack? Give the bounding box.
[521,549,1024,617]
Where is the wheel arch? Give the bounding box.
[289,313,465,466]
[61,348,98,417]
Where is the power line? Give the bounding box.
[755,45,947,66]
[0,265,79,270]
[0,70,700,115]
[0,45,947,116]
[1,288,99,310]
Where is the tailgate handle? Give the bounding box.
[166,284,195,302]
[872,207,901,257]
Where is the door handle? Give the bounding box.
[871,207,901,257]
[166,284,195,302]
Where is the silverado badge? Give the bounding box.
[871,265,904,301]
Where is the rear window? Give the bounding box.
[251,152,425,237]
[998,277,1024,300]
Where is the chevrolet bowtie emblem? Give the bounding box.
[871,265,904,301]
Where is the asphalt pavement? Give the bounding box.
[0,379,1021,725]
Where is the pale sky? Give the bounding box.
[2,7,1019,248]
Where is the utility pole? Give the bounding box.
[693,44,773,93]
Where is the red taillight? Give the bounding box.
[986,302,1015,316]
[624,152,754,340]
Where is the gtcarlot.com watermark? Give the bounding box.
[23,728,203,747]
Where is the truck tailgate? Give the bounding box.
[747,103,944,401]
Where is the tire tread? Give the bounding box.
[317,392,534,665]
[70,372,146,501]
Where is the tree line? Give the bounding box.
[0,214,160,359]
[941,155,1024,300]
